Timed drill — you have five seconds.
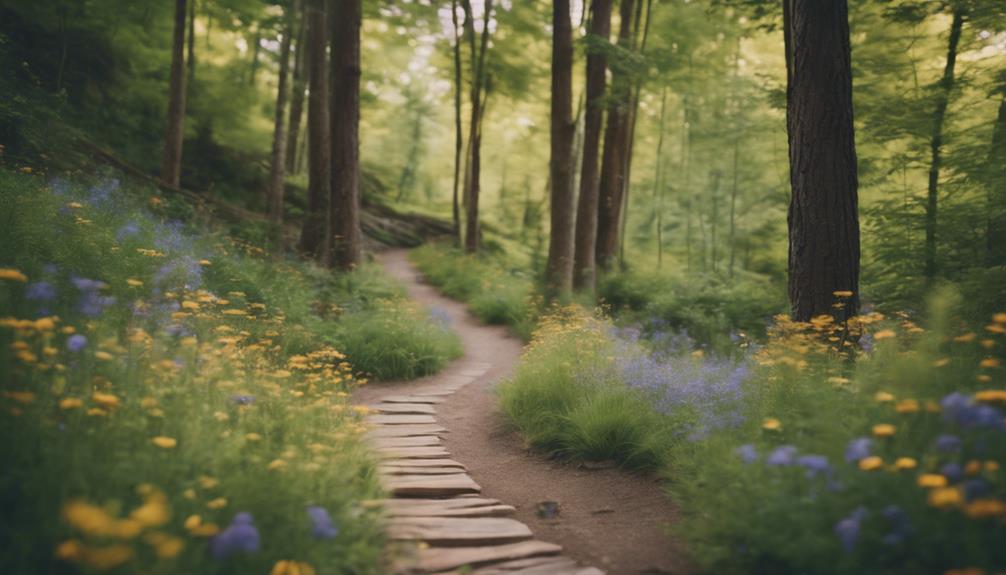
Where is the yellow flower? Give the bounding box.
[34,317,56,331]
[965,460,982,476]
[213,411,230,422]
[932,358,950,367]
[895,399,919,413]
[94,351,114,361]
[60,397,83,410]
[894,457,917,470]
[55,539,84,561]
[79,544,135,570]
[964,499,1006,519]
[267,459,287,471]
[144,532,184,558]
[151,436,177,449]
[928,487,962,508]
[245,432,262,442]
[874,391,895,403]
[181,301,200,310]
[199,259,212,266]
[832,290,854,298]
[874,329,897,340]
[63,500,117,535]
[979,358,1001,369]
[271,560,317,575]
[858,456,883,471]
[872,424,896,437]
[4,390,35,404]
[198,475,219,489]
[993,313,1006,324]
[130,498,170,527]
[92,392,120,409]
[918,474,948,488]
[206,498,228,510]
[184,515,202,530]
[761,418,781,431]
[126,278,144,287]
[0,269,28,282]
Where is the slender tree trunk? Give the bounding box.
[653,85,669,269]
[329,0,363,269]
[729,36,741,279]
[573,0,613,292]
[710,169,721,272]
[267,0,296,238]
[462,0,493,254]
[682,93,692,272]
[786,0,860,322]
[187,0,196,85]
[249,28,261,85]
[987,95,1006,266]
[451,0,464,246]
[286,7,308,173]
[160,0,188,188]
[545,0,576,298]
[298,0,330,261]
[924,8,964,282]
[595,0,636,271]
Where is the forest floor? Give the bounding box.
[354,249,690,574]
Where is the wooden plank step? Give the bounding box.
[382,395,446,404]
[380,466,464,476]
[384,474,481,497]
[366,424,447,438]
[412,390,456,397]
[371,435,442,448]
[367,414,438,425]
[383,458,466,469]
[372,403,438,415]
[387,517,531,546]
[380,498,502,509]
[377,446,451,459]
[395,540,562,573]
[469,556,579,574]
[387,503,515,518]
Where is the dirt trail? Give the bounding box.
[355,249,689,575]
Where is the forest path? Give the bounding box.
[354,249,689,575]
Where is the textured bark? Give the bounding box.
[617,0,651,265]
[924,8,964,282]
[653,85,668,269]
[573,0,613,292]
[286,6,308,173]
[545,0,576,298]
[595,0,636,272]
[187,0,196,84]
[786,0,860,322]
[160,0,188,188]
[462,0,493,254]
[329,0,362,269]
[451,0,463,246]
[267,0,296,234]
[298,0,330,260]
[988,95,1006,266]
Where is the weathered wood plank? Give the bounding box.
[371,435,442,448]
[372,403,438,415]
[469,556,578,574]
[376,446,451,459]
[395,540,562,573]
[382,395,446,404]
[384,474,481,497]
[387,517,532,546]
[366,424,447,438]
[380,466,464,476]
[367,414,438,425]
[379,498,502,509]
[382,458,466,469]
[387,503,515,518]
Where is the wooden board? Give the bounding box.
[376,446,452,460]
[371,435,442,448]
[384,474,481,497]
[372,403,438,415]
[380,466,465,476]
[387,517,532,546]
[366,424,447,438]
[367,414,438,425]
[382,458,466,469]
[469,556,578,574]
[382,395,446,404]
[394,540,562,573]
[379,497,514,518]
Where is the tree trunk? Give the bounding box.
[160,0,188,188]
[545,0,576,298]
[298,0,330,261]
[267,0,296,238]
[729,36,741,279]
[653,85,669,269]
[286,6,308,173]
[187,0,196,85]
[786,0,860,322]
[595,0,636,272]
[924,8,964,282]
[249,28,261,85]
[329,0,363,269]
[462,0,493,254]
[572,0,613,292]
[451,0,464,246]
[988,95,1006,266]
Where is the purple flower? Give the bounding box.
[70,276,105,291]
[210,512,260,559]
[964,478,990,501]
[940,462,963,483]
[26,281,57,301]
[66,334,87,352]
[735,444,759,464]
[845,437,872,463]
[934,434,961,453]
[834,507,867,553]
[881,505,911,546]
[797,454,831,478]
[117,222,141,242]
[231,395,256,406]
[307,506,339,540]
[767,445,798,466]
[78,291,116,317]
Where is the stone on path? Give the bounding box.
[394,540,563,574]
[366,424,447,438]
[387,517,532,546]
[384,473,481,497]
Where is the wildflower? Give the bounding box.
[874,391,895,402]
[207,498,228,510]
[735,444,759,464]
[0,269,28,282]
[881,505,912,545]
[874,329,897,340]
[796,454,831,478]
[130,492,170,527]
[833,290,854,298]
[858,456,883,471]
[267,459,286,471]
[935,434,961,453]
[245,433,262,442]
[994,313,1006,324]
[895,399,919,413]
[928,487,962,508]
[979,358,1000,369]
[271,561,317,575]
[151,436,177,449]
[964,498,1006,519]
[210,512,260,559]
[92,392,120,409]
[94,351,113,361]
[918,474,948,488]
[126,278,144,287]
[761,418,781,431]
[894,457,917,470]
[60,397,83,410]
[940,463,964,483]
[834,507,867,553]
[144,532,184,558]
[231,394,256,406]
[63,500,117,535]
[306,506,339,540]
[4,391,35,404]
[26,281,57,301]
[872,424,896,437]
[845,437,872,463]
[766,445,798,466]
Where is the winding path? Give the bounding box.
[354,249,688,575]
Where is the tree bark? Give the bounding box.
[286,6,308,173]
[653,85,669,269]
[160,0,188,188]
[249,28,261,85]
[595,0,636,272]
[573,0,613,292]
[298,0,330,261]
[451,0,464,246]
[924,8,964,282]
[329,0,363,269]
[187,0,196,85]
[786,0,860,322]
[462,0,493,254]
[987,95,1006,266]
[545,0,576,298]
[267,0,296,237]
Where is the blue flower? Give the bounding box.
[117,222,141,242]
[231,395,256,406]
[66,334,87,352]
[735,444,759,464]
[78,292,116,317]
[934,434,961,453]
[210,512,260,559]
[797,454,831,478]
[834,507,867,553]
[845,437,872,463]
[940,462,964,484]
[964,478,990,501]
[767,445,798,466]
[307,506,339,540]
[881,505,911,546]
[26,281,57,301]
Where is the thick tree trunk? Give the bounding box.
[160,0,188,188]
[572,0,613,292]
[329,0,363,269]
[286,7,308,173]
[545,0,576,298]
[924,8,964,282]
[451,0,464,246]
[786,0,860,322]
[595,0,636,272]
[267,0,296,236]
[988,96,1006,266]
[298,0,330,260]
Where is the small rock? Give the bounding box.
[536,500,560,519]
